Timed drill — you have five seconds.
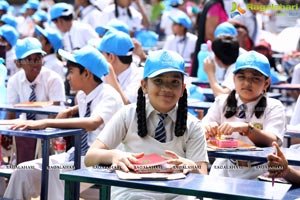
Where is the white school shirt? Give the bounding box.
[114,63,143,103]
[100,4,143,32]
[63,21,98,52]
[160,8,183,36]
[202,94,286,179]
[78,5,103,29]
[43,54,66,81]
[220,63,235,90]
[76,83,124,146]
[291,63,300,84]
[97,102,209,199]
[5,48,19,77]
[290,95,300,125]
[163,33,197,63]
[7,67,66,119]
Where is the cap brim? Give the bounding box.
[58,49,76,63]
[35,25,47,38]
[148,68,187,78]
[20,49,46,59]
[233,65,269,77]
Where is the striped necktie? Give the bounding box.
[69,101,92,161]
[154,113,168,143]
[237,104,247,119]
[27,84,36,120]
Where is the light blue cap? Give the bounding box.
[97,30,134,56]
[233,51,271,78]
[58,46,109,79]
[170,0,184,6]
[214,22,238,38]
[50,3,73,21]
[144,50,186,78]
[0,24,19,46]
[95,19,129,37]
[35,25,63,51]
[32,9,48,22]
[169,11,192,29]
[0,1,9,11]
[134,30,158,48]
[15,37,46,59]
[0,14,17,29]
[25,0,40,10]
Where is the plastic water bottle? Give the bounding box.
[53,137,66,154]
[197,43,210,82]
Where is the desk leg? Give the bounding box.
[70,134,81,199]
[41,139,50,200]
[100,185,111,200]
[64,180,72,200]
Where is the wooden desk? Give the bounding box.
[208,147,300,166]
[270,84,300,91]
[60,168,291,200]
[0,104,65,115]
[0,126,83,200]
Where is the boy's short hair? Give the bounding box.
[0,24,19,47]
[212,35,239,66]
[35,25,63,51]
[233,50,270,77]
[15,37,46,60]
[58,45,109,79]
[97,30,134,56]
[50,2,73,21]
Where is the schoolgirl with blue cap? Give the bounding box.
[163,11,197,63]
[4,45,124,199]
[85,49,208,199]
[6,37,65,165]
[203,50,286,179]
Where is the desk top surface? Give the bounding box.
[208,147,300,166]
[270,84,300,90]
[0,126,83,139]
[60,168,292,200]
[0,104,65,115]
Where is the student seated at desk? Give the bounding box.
[202,51,286,179]
[4,46,124,200]
[267,142,300,186]
[6,37,66,164]
[85,50,208,200]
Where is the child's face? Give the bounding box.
[234,69,270,103]
[66,65,86,91]
[141,72,185,113]
[19,53,43,82]
[172,23,185,36]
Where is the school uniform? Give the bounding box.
[63,21,98,52]
[5,48,19,77]
[43,54,66,81]
[78,4,103,29]
[97,102,209,199]
[220,63,235,90]
[202,94,286,179]
[290,95,300,125]
[291,63,300,84]
[100,4,143,32]
[163,33,197,63]
[105,62,143,103]
[4,83,124,200]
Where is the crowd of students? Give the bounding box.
[0,0,299,199]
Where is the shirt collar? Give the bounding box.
[146,101,177,123]
[117,63,133,85]
[236,93,264,111]
[20,67,43,84]
[82,84,104,103]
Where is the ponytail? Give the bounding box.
[136,87,147,137]
[175,88,188,137]
[224,90,238,118]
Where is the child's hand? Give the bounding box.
[164,150,199,174]
[203,57,215,76]
[205,122,219,138]
[10,120,47,130]
[111,150,144,173]
[267,142,289,178]
[218,122,248,136]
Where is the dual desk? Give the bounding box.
[0,104,82,200]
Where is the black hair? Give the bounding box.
[114,0,132,19]
[66,60,102,84]
[53,13,73,22]
[136,80,188,138]
[44,36,55,54]
[212,35,239,66]
[223,89,267,119]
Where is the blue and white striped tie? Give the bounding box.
[154,113,168,143]
[27,84,36,120]
[69,101,92,161]
[237,104,247,119]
